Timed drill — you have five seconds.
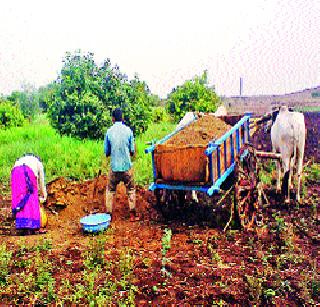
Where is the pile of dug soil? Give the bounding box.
[45,176,161,234]
[166,115,232,146]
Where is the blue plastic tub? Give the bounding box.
[80,213,111,233]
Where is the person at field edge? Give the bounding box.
[104,108,137,221]
[11,154,48,235]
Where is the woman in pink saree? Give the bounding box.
[11,154,47,234]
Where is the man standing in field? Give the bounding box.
[104,108,137,221]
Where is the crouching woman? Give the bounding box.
[11,154,48,234]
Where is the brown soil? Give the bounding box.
[165,115,232,146]
[45,176,161,235]
[0,177,319,305]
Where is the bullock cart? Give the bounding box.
[145,113,281,230]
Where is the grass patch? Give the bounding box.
[0,114,175,186]
[304,163,320,184]
[0,115,106,183]
[293,106,320,112]
[134,120,175,185]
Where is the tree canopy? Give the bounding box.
[48,51,153,139]
[167,71,221,122]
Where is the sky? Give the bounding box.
[0,0,319,98]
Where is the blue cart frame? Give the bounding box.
[145,113,252,196]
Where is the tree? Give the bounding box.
[48,52,111,139]
[0,99,25,129]
[7,84,40,120]
[167,71,221,122]
[38,82,60,112]
[48,51,153,139]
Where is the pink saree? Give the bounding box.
[11,165,41,229]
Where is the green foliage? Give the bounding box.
[0,115,174,187]
[83,233,108,269]
[48,52,111,139]
[152,106,171,123]
[48,50,153,139]
[149,93,161,106]
[117,248,137,306]
[0,243,12,285]
[7,86,40,120]
[34,238,53,251]
[0,115,106,184]
[0,101,25,129]
[37,82,59,112]
[34,252,56,303]
[305,163,320,184]
[167,70,221,122]
[161,228,172,277]
[49,91,111,139]
[294,106,320,112]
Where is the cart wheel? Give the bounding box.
[234,144,260,230]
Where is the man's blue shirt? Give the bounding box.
[104,122,135,172]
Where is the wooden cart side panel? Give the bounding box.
[154,145,209,182]
[216,131,237,179]
[154,129,238,184]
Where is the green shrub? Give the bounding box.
[152,106,170,123]
[167,70,221,122]
[7,90,40,120]
[0,101,25,129]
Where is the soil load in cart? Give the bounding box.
[153,115,248,184]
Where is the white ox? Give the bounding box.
[271,106,306,203]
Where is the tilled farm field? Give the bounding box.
[0,174,319,305]
[0,114,319,305]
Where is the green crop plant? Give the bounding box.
[142,257,152,268]
[94,279,117,305]
[83,233,108,269]
[245,274,263,304]
[0,116,106,183]
[118,248,138,306]
[304,163,320,184]
[12,271,36,300]
[33,251,56,303]
[83,266,101,304]
[0,243,12,286]
[161,227,172,277]
[34,238,53,251]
